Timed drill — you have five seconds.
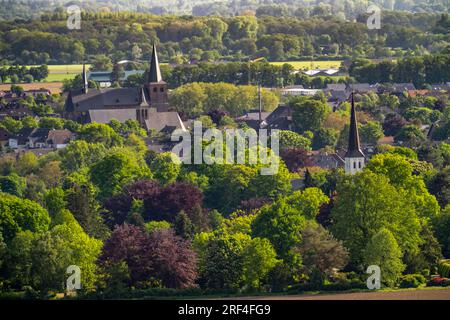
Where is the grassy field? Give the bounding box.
[44,73,77,82]
[39,64,86,82]
[270,60,342,70]
[1,64,87,83]
[0,82,63,94]
[26,64,88,73]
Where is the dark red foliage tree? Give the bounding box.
[280,148,315,172]
[316,192,336,228]
[103,180,160,228]
[98,224,153,287]
[383,113,408,136]
[99,224,198,289]
[143,182,204,222]
[148,229,198,288]
[208,109,227,125]
[239,197,271,213]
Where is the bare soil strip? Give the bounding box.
[228,289,450,300]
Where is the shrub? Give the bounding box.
[399,274,426,288]
[287,278,366,293]
[427,277,450,287]
[437,260,450,278]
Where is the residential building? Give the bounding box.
[9,128,74,149]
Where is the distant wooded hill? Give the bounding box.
[0,0,448,21]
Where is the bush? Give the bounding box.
[437,260,450,278]
[79,287,237,299]
[399,274,426,288]
[287,278,366,293]
[427,277,450,287]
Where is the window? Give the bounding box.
[160,87,164,92]
[353,162,356,169]
[153,87,157,92]
[359,162,362,168]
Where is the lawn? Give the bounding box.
[26,64,89,74]
[270,60,342,70]
[44,73,77,82]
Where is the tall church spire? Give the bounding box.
[344,92,365,174]
[346,92,364,158]
[82,63,88,94]
[148,43,162,83]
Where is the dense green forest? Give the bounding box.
[0,0,448,20]
[0,10,448,65]
[0,91,450,297]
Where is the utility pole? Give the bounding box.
[258,84,262,128]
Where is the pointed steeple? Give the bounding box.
[148,43,162,83]
[82,63,88,94]
[345,92,364,158]
[140,87,149,107]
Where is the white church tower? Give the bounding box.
[345,93,365,174]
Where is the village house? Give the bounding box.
[260,104,293,130]
[348,83,379,94]
[235,110,271,130]
[8,128,74,150]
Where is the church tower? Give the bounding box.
[344,93,365,174]
[145,44,169,112]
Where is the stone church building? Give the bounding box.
[64,45,185,134]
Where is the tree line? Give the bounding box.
[0,11,448,65]
[0,65,49,84]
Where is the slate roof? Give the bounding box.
[29,128,51,143]
[11,127,34,145]
[325,83,347,91]
[261,105,293,130]
[314,153,345,169]
[145,111,185,133]
[89,109,136,124]
[391,83,416,92]
[265,105,291,124]
[328,90,349,102]
[349,83,378,93]
[67,87,145,112]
